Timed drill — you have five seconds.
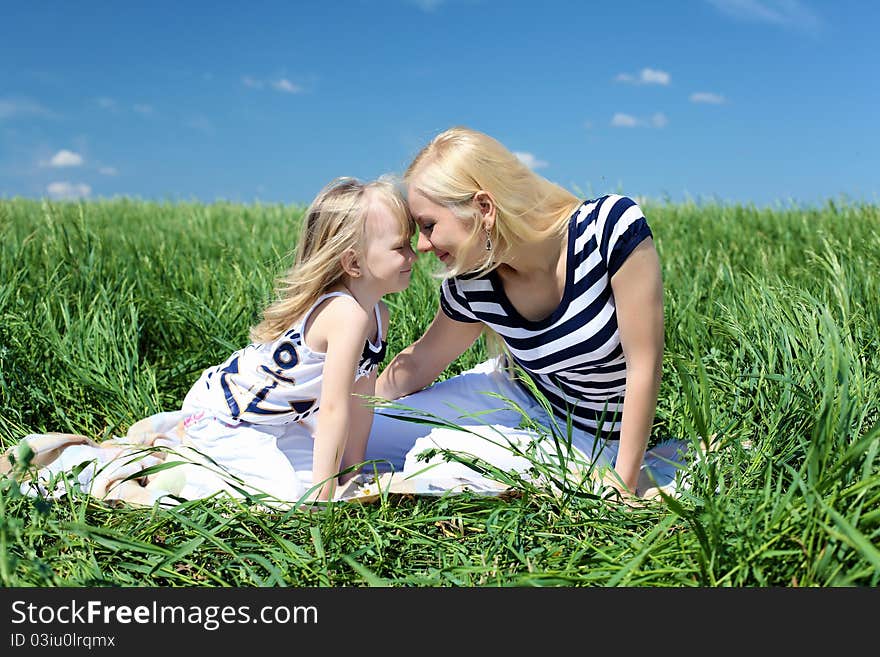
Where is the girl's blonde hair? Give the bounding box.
[250,176,413,343]
[404,126,581,279]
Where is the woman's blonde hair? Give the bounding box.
[250,176,413,343]
[405,127,582,367]
[404,126,581,279]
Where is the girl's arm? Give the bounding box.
[610,238,665,495]
[376,307,483,400]
[339,368,376,483]
[310,297,372,501]
[338,301,388,483]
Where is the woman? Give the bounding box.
[365,127,664,497]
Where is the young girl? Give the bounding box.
[4,176,416,505]
[176,175,416,503]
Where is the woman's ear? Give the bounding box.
[473,191,496,231]
[340,248,361,278]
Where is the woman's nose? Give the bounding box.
[416,232,433,253]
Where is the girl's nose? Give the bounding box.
[416,232,433,253]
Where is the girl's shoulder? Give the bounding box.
[313,292,371,326]
[302,292,372,353]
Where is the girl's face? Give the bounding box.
[361,199,416,295]
[407,186,482,272]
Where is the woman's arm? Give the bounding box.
[311,298,372,501]
[610,238,664,495]
[376,307,484,400]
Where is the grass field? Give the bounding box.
[1,196,878,586]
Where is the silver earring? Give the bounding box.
[485,229,492,251]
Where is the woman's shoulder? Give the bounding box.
[571,195,647,233]
[579,193,643,214]
[440,271,495,301]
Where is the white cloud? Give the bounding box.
[651,113,669,128]
[706,0,820,31]
[244,76,304,94]
[272,78,302,93]
[97,97,156,115]
[0,97,55,120]
[641,68,671,85]
[408,0,444,11]
[690,91,727,104]
[96,97,117,111]
[186,115,215,135]
[48,149,84,167]
[611,113,640,128]
[615,68,671,86]
[611,112,668,129]
[47,181,91,200]
[514,151,549,170]
[99,166,118,176]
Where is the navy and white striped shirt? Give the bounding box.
[439,195,653,441]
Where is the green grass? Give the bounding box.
[1,196,878,587]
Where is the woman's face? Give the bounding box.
[407,186,482,271]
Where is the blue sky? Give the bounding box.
[2,0,877,207]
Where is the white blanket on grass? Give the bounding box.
[2,418,691,508]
